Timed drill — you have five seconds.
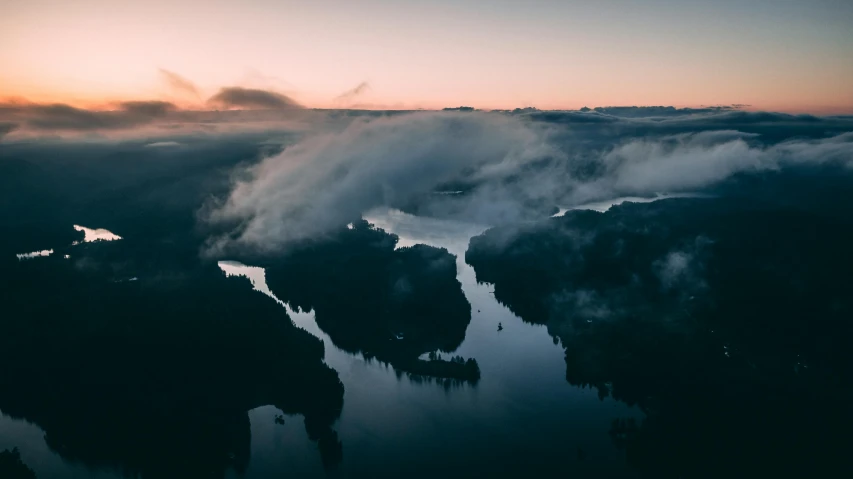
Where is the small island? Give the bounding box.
[265,220,480,383]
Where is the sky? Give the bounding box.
[1,0,852,112]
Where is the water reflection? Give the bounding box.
[365,207,488,254]
[219,210,641,478]
[12,223,121,260]
[0,253,344,478]
[467,196,853,477]
[3,211,641,479]
[72,225,121,243]
[0,413,119,479]
[264,221,481,382]
[217,260,333,343]
[218,261,284,307]
[223,407,325,479]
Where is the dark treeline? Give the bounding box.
[263,220,479,382]
[4,108,851,478]
[0,135,348,477]
[466,166,853,478]
[0,133,484,477]
[0,448,36,479]
[0,241,344,477]
[0,133,291,260]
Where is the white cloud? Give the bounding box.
[204,111,853,255]
[205,112,558,254]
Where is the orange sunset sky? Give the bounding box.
[2,0,852,113]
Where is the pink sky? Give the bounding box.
[2,0,852,113]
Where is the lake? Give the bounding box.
[1,212,641,478]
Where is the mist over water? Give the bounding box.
[2,106,852,478]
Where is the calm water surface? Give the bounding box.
[2,212,641,478]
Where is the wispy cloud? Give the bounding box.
[158,68,200,99]
[334,82,371,105]
[203,109,853,255]
[203,112,555,255]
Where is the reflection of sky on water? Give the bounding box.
[0,412,121,479]
[73,225,122,243]
[365,207,488,254]
[218,260,328,341]
[218,261,284,307]
[220,209,641,478]
[13,224,121,261]
[2,212,641,478]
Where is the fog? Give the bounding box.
[2,103,851,255]
[204,110,853,254]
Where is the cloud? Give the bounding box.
[0,122,16,138]
[204,108,853,255]
[521,107,853,148]
[158,68,200,98]
[0,98,321,140]
[207,87,302,110]
[604,131,767,193]
[118,101,177,116]
[527,110,618,124]
[653,237,710,293]
[698,110,822,125]
[655,251,693,288]
[549,289,615,322]
[333,82,371,105]
[18,101,176,131]
[588,131,853,197]
[203,112,557,254]
[3,102,851,248]
[24,104,113,130]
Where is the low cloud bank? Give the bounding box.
[0,101,321,141]
[204,110,853,255]
[593,131,853,194]
[207,87,302,110]
[2,101,850,254]
[2,101,177,131]
[204,112,557,254]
